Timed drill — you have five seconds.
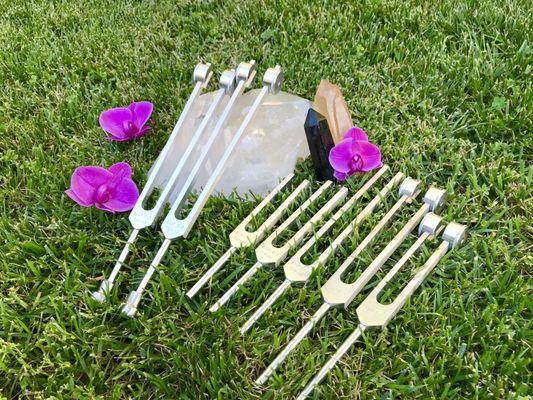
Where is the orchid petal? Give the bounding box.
[106,178,139,212]
[65,188,93,206]
[105,135,130,142]
[355,141,382,172]
[333,170,347,181]
[343,126,368,142]
[99,107,133,137]
[135,125,151,137]
[130,101,153,128]
[95,202,116,213]
[108,162,132,179]
[68,166,111,205]
[328,139,354,173]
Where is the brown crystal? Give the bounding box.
[313,80,353,144]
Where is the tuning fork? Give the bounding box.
[255,185,445,384]
[209,181,348,312]
[121,65,283,317]
[186,175,310,299]
[239,167,401,334]
[91,63,215,302]
[297,218,467,399]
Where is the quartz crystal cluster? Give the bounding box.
[149,89,310,198]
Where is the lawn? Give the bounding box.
[0,0,531,399]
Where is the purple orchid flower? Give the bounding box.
[328,126,382,181]
[99,101,153,141]
[65,162,139,213]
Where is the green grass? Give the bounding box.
[0,0,531,398]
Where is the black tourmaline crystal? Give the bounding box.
[304,108,335,181]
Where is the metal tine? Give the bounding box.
[209,181,348,312]
[255,184,446,384]
[297,219,467,400]
[186,175,310,299]
[92,63,214,302]
[121,65,283,317]
[239,167,398,334]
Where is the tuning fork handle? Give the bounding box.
[121,239,172,317]
[92,229,139,302]
[209,261,263,312]
[186,246,237,299]
[240,279,292,334]
[296,324,367,400]
[256,302,331,385]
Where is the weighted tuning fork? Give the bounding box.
[255,185,446,384]
[297,218,467,400]
[121,65,283,317]
[240,167,400,334]
[209,181,348,312]
[186,175,310,299]
[92,62,214,302]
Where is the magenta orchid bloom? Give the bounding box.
[99,101,153,141]
[65,162,139,213]
[328,126,382,181]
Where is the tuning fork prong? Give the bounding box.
[298,219,466,399]
[239,167,398,334]
[129,68,237,231]
[122,64,282,316]
[186,174,307,299]
[209,181,348,312]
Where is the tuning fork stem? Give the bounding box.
[121,239,172,317]
[295,325,367,400]
[297,219,466,399]
[186,246,238,299]
[256,302,331,385]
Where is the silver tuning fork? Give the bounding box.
[240,166,400,334]
[186,175,310,299]
[209,180,348,312]
[92,62,215,302]
[255,184,446,384]
[297,218,467,400]
[121,65,284,316]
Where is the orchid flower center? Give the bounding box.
[350,154,363,171]
[122,120,138,135]
[95,184,110,204]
